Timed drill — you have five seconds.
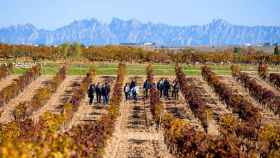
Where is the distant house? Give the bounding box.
[143,42,156,50]
[143,42,156,46]
[118,42,157,50]
[244,43,252,47]
[263,42,271,47]
[119,43,138,47]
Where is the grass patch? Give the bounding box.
[11,62,275,76]
[13,67,28,74]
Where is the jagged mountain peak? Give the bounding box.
[210,19,230,26]
[111,17,124,23]
[65,18,101,28]
[128,18,141,25]
[110,17,142,27]
[0,17,280,46]
[7,23,37,30]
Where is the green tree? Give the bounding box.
[60,43,70,58]
[233,47,241,54]
[274,44,279,55]
[68,42,81,59]
[73,42,81,59]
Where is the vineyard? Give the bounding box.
[0,62,279,158]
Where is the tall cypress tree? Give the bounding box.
[274,44,279,55]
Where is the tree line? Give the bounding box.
[0,43,279,64]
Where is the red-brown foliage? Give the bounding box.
[0,65,41,107]
[202,66,261,139]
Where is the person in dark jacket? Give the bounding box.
[102,82,111,105]
[143,80,150,98]
[172,80,180,100]
[87,84,95,105]
[101,84,106,105]
[157,79,164,98]
[130,80,136,90]
[163,79,170,98]
[95,82,102,103]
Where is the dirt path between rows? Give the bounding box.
[154,76,217,134]
[69,76,116,128]
[161,91,204,132]
[0,76,52,123]
[31,76,81,121]
[252,75,280,96]
[0,75,18,91]
[104,77,173,158]
[220,76,280,126]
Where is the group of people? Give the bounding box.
[123,78,180,101]
[124,80,140,101]
[87,82,111,105]
[87,77,180,106]
[156,78,180,99]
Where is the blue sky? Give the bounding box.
[0,0,279,29]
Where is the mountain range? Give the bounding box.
[0,18,279,46]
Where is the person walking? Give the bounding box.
[102,82,110,105]
[95,82,102,104]
[87,83,95,105]
[106,82,111,104]
[101,84,106,105]
[124,83,130,100]
[172,80,180,100]
[163,79,170,98]
[132,85,139,102]
[172,80,175,98]
[157,79,160,91]
[130,80,136,90]
[157,79,164,98]
[143,80,150,98]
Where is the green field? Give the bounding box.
[11,62,280,76]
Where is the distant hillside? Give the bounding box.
[0,18,279,46]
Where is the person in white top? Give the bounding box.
[132,85,139,101]
[124,83,130,100]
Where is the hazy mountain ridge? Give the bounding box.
[0,18,279,46]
